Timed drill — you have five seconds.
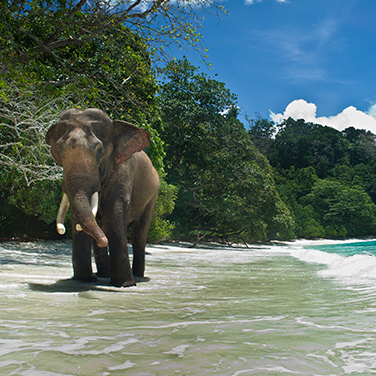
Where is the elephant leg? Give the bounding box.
[93,244,110,278]
[131,194,158,278]
[72,216,97,282]
[107,229,135,287]
[104,201,135,287]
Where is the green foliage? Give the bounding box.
[302,180,376,237]
[250,117,376,239]
[0,0,224,242]
[266,118,350,176]
[9,1,376,244]
[247,116,278,155]
[157,59,293,243]
[0,1,177,241]
[148,180,178,242]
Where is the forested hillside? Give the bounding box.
[0,1,292,244]
[249,117,376,239]
[156,59,293,243]
[1,1,375,244]
[0,0,218,241]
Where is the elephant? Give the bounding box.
[46,108,159,287]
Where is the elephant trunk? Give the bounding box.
[70,191,108,248]
[56,190,108,248]
[75,192,99,232]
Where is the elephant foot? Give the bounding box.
[122,280,137,288]
[110,278,136,288]
[73,274,98,283]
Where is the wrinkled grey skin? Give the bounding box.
[46,108,159,287]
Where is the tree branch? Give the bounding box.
[47,37,84,50]
[124,0,143,14]
[43,0,88,47]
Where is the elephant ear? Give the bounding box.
[46,123,63,165]
[113,120,151,164]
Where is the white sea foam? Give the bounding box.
[107,360,136,371]
[164,344,191,357]
[289,246,344,265]
[151,240,376,286]
[285,239,376,284]
[287,238,376,247]
[233,366,302,375]
[319,253,376,280]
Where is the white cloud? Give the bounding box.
[367,104,376,118]
[270,99,376,134]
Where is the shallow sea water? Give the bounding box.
[1,239,376,375]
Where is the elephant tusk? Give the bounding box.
[56,193,70,235]
[75,192,99,232]
[91,192,99,218]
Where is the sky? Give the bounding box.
[170,0,376,133]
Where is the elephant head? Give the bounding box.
[46,108,151,248]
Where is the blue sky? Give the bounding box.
[170,0,376,132]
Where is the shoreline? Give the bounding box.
[1,236,376,250]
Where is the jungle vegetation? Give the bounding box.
[1,1,376,243]
[249,117,376,239]
[0,0,223,241]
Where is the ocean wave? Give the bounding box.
[319,253,376,280]
[286,241,376,283]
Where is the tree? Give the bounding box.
[247,116,278,155]
[1,0,225,71]
[157,59,294,243]
[265,118,350,176]
[0,87,70,238]
[1,1,202,240]
[301,180,376,238]
[250,116,376,239]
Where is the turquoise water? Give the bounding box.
[309,240,376,257]
[1,239,376,375]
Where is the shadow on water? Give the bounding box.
[28,275,150,293]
